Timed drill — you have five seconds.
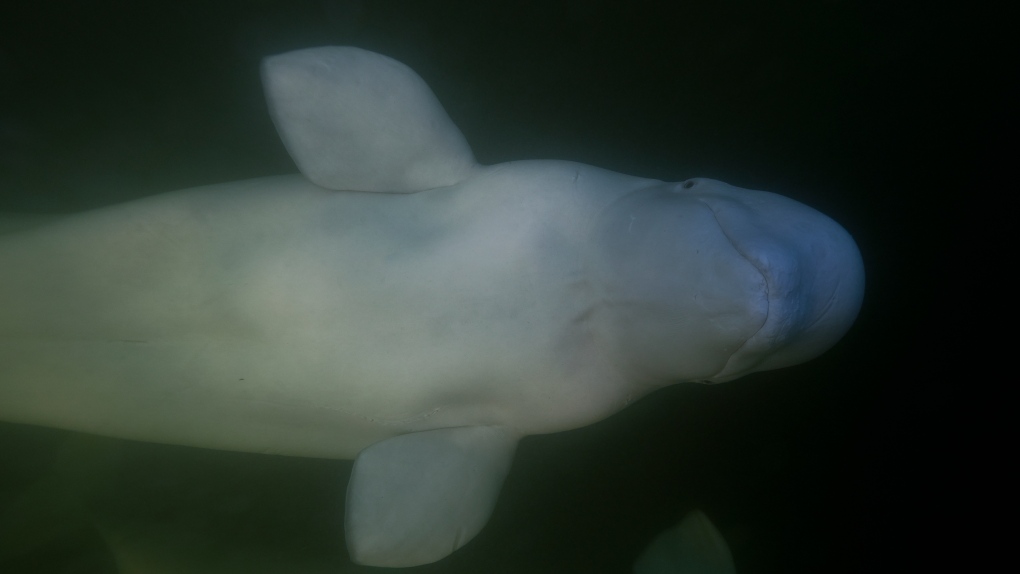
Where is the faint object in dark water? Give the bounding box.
[633,510,737,574]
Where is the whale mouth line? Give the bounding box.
[697,198,773,379]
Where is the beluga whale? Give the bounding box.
[0,47,864,567]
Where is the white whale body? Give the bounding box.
[0,47,864,567]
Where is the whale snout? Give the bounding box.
[679,179,865,381]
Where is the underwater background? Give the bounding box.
[0,1,1000,572]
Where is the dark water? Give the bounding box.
[0,1,999,572]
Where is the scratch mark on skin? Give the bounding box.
[232,395,444,427]
[374,407,443,426]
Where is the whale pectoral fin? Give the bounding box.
[633,510,737,574]
[344,426,518,567]
[261,46,478,193]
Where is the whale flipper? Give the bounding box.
[261,46,478,193]
[633,510,737,574]
[344,426,518,567]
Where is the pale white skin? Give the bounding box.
[0,161,861,459]
[0,161,778,455]
[0,47,864,567]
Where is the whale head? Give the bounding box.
[588,177,864,386]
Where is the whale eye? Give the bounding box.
[682,180,696,190]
